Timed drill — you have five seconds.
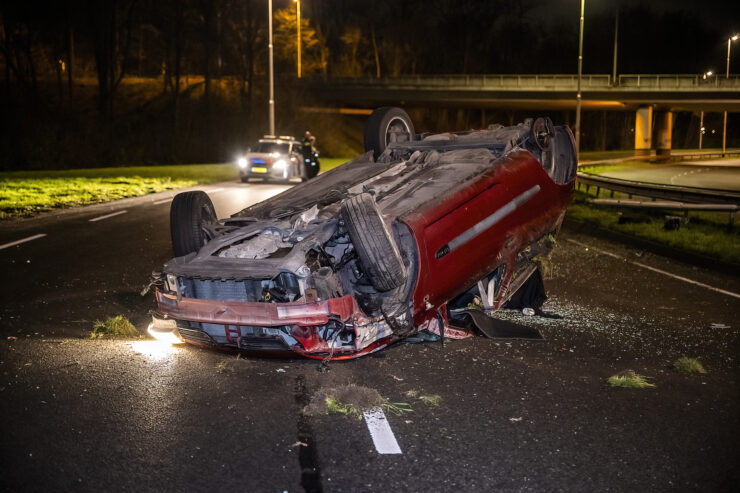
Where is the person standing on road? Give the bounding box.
[302,131,320,179]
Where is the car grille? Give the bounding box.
[180,278,262,302]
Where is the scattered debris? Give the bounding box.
[710,323,730,329]
[7,336,17,341]
[522,307,535,316]
[215,360,228,373]
[290,441,308,448]
[607,370,655,389]
[89,316,138,339]
[403,390,418,398]
[673,357,707,375]
[509,417,523,422]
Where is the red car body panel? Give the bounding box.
[401,149,573,322]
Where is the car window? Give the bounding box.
[253,143,290,153]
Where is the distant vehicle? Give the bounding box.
[236,136,320,182]
[151,107,576,359]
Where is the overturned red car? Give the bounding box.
[150,107,577,359]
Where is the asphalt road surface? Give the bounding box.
[597,159,740,191]
[1,181,739,492]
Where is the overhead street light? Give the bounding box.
[723,34,738,155]
[293,0,301,78]
[268,0,275,135]
[575,0,585,155]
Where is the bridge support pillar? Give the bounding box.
[654,111,673,159]
[634,106,652,157]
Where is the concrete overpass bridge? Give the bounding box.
[308,74,740,155]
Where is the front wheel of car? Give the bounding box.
[340,193,406,292]
[170,191,217,257]
[364,107,415,159]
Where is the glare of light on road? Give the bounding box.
[129,341,180,361]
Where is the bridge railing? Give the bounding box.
[321,74,740,90]
[618,74,740,88]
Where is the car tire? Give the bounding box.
[240,176,249,183]
[170,191,217,257]
[363,107,415,159]
[340,193,406,291]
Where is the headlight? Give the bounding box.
[273,159,287,169]
[237,157,248,168]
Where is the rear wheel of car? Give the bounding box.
[340,193,406,291]
[170,191,217,257]
[363,107,415,159]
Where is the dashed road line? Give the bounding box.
[208,187,226,193]
[89,210,128,222]
[153,198,173,205]
[567,238,740,299]
[363,407,402,454]
[0,233,47,251]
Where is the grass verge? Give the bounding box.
[607,370,655,389]
[0,164,237,219]
[567,190,739,265]
[0,159,352,220]
[90,315,139,339]
[673,357,707,374]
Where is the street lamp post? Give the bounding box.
[268,0,275,135]
[723,35,739,155]
[700,71,713,150]
[575,0,585,155]
[293,0,301,78]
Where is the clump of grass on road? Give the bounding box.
[418,394,442,407]
[305,384,412,420]
[607,370,655,389]
[673,357,707,374]
[90,315,138,339]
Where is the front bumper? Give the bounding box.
[153,291,393,359]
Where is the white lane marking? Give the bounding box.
[566,239,740,299]
[363,407,402,454]
[88,210,128,222]
[0,233,47,251]
[208,187,225,193]
[153,198,172,205]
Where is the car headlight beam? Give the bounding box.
[237,157,248,168]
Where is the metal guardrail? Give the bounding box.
[321,74,740,90]
[576,172,740,205]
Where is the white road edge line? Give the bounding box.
[89,210,128,222]
[153,198,172,205]
[566,238,740,299]
[363,407,402,454]
[0,233,47,251]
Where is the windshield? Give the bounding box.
[253,142,290,154]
